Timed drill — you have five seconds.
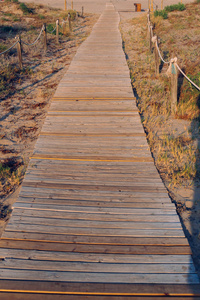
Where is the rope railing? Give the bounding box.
[46,24,57,34]
[175,63,200,92]
[155,40,170,64]
[147,11,200,113]
[0,13,76,68]
[22,25,44,46]
[0,40,19,56]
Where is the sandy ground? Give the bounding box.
[23,0,196,15]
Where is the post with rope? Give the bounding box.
[68,13,72,31]
[152,36,159,75]
[43,23,47,53]
[56,19,59,44]
[82,6,84,17]
[170,57,178,114]
[16,35,22,69]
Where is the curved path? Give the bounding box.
[0,3,199,299]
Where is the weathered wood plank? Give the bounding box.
[0,240,192,255]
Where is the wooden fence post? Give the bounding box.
[68,13,72,31]
[62,20,66,35]
[71,0,73,9]
[152,35,159,75]
[81,6,84,17]
[64,0,67,11]
[149,25,153,52]
[171,57,178,114]
[16,35,22,69]
[56,19,59,44]
[151,0,153,12]
[43,23,47,53]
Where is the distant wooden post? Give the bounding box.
[151,0,153,12]
[64,0,67,11]
[81,6,84,17]
[71,0,73,9]
[161,0,163,10]
[62,20,66,35]
[56,19,59,44]
[152,36,159,75]
[170,57,178,114]
[68,13,72,31]
[16,36,22,69]
[149,25,153,52]
[43,23,47,53]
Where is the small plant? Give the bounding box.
[154,10,168,19]
[38,14,45,19]
[19,2,34,14]
[0,44,7,52]
[13,17,20,22]
[47,23,56,35]
[1,17,10,22]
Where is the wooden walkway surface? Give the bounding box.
[0,3,199,299]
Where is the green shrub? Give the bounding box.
[154,3,185,19]
[165,3,186,12]
[46,23,56,34]
[154,10,168,19]
[19,2,33,14]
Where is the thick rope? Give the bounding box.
[175,63,200,91]
[22,25,44,46]
[0,40,19,56]
[156,40,170,64]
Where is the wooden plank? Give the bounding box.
[0,280,200,295]
[4,223,185,237]
[0,269,198,284]
[0,240,192,255]
[15,198,174,208]
[0,259,196,274]
[0,293,199,300]
[12,203,176,214]
[11,208,180,223]
[0,249,191,263]
[8,217,182,230]
[2,233,189,246]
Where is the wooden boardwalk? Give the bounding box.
[0,3,199,299]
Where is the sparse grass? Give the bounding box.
[121,2,200,186]
[0,158,24,197]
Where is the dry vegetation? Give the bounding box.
[0,0,98,218]
[120,1,200,275]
